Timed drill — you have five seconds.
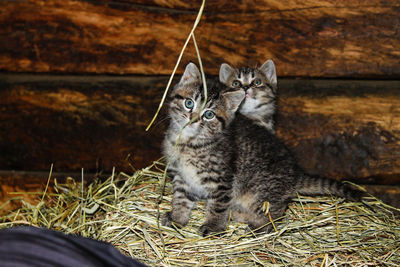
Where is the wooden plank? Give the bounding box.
[0,74,399,184]
[80,0,400,11]
[276,79,400,184]
[93,0,400,10]
[0,0,399,77]
[0,74,168,172]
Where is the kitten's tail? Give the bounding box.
[295,175,365,202]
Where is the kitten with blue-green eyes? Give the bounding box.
[162,62,245,236]
[219,60,277,133]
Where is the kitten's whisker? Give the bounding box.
[152,116,170,128]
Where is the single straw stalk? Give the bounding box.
[145,0,206,132]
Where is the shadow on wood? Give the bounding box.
[1,74,399,185]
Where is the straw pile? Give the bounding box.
[1,161,399,266]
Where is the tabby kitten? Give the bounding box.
[162,62,245,236]
[230,113,363,231]
[219,60,364,231]
[163,63,363,236]
[219,60,277,133]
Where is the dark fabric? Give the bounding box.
[0,226,147,267]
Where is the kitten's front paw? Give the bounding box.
[161,212,173,227]
[247,223,273,234]
[199,222,225,237]
[162,212,184,228]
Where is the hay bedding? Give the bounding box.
[2,1,399,265]
[1,161,399,266]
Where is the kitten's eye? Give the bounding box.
[203,110,215,120]
[253,79,262,86]
[232,80,241,88]
[184,98,195,109]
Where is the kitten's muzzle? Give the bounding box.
[243,86,249,91]
[189,113,201,123]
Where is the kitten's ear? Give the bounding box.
[219,63,236,84]
[222,90,245,112]
[180,62,201,84]
[260,59,277,87]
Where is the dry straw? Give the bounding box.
[146,0,207,132]
[1,161,399,266]
[1,1,399,266]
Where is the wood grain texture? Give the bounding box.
[80,0,400,11]
[1,74,399,184]
[0,0,399,77]
[0,75,168,172]
[276,80,400,184]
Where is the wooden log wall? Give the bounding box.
[0,75,166,172]
[0,0,399,77]
[0,0,399,207]
[1,74,399,185]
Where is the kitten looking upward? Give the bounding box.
[219,60,277,133]
[162,62,245,236]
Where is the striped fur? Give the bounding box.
[162,63,245,236]
[219,60,278,133]
[163,63,364,236]
[231,114,364,232]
